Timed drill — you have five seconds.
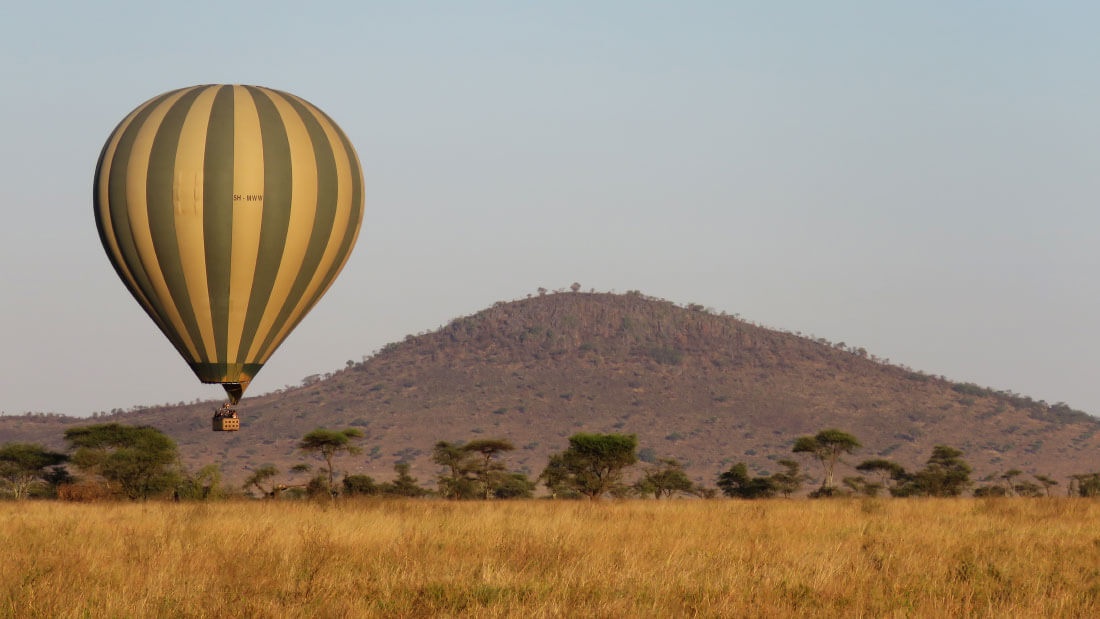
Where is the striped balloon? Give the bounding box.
[93,85,364,403]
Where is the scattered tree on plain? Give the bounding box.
[432,441,475,499]
[1011,478,1044,497]
[914,445,972,497]
[856,459,908,496]
[379,462,430,497]
[1069,473,1100,497]
[843,475,880,497]
[244,464,281,498]
[717,462,777,499]
[975,469,1049,497]
[434,439,532,499]
[540,454,582,499]
[540,433,638,500]
[489,471,536,499]
[894,445,972,497]
[1001,469,1024,497]
[464,438,517,499]
[244,463,312,499]
[0,443,69,499]
[298,428,365,497]
[176,464,225,501]
[792,429,861,496]
[63,424,179,500]
[636,458,696,499]
[342,474,379,497]
[1034,475,1059,497]
[769,459,806,498]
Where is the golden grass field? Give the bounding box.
[3,498,1100,618]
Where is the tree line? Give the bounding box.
[0,423,1094,501]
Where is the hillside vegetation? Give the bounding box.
[2,291,1098,488]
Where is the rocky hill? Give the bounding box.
[3,291,1099,491]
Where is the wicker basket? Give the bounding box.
[213,416,240,432]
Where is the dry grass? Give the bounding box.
[3,498,1100,617]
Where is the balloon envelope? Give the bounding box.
[93,84,364,402]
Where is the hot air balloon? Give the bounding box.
[93,85,364,428]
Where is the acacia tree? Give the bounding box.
[769,459,806,498]
[1001,469,1023,497]
[463,438,515,499]
[716,462,776,499]
[856,459,908,496]
[64,424,179,500]
[1034,474,1059,497]
[380,462,429,497]
[434,439,523,499]
[792,429,861,495]
[636,458,696,499]
[911,445,971,497]
[540,433,637,500]
[177,463,225,501]
[0,443,68,499]
[243,463,312,499]
[1070,473,1100,497]
[298,428,364,496]
[540,453,580,499]
[343,474,378,497]
[491,472,536,499]
[432,441,479,499]
[244,464,281,498]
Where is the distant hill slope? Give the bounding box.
[3,291,1099,490]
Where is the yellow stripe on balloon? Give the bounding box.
[227,86,266,363]
[96,97,166,324]
[245,89,319,362]
[257,100,360,361]
[124,88,202,361]
[172,86,219,362]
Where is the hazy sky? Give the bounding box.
[2,2,1098,417]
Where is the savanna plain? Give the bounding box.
[4,498,1100,618]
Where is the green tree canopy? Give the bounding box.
[491,472,536,499]
[540,433,638,500]
[1070,473,1100,497]
[0,443,68,499]
[380,462,429,497]
[343,474,378,497]
[856,459,908,496]
[1033,474,1059,497]
[540,453,581,499]
[298,428,364,497]
[176,463,225,501]
[432,440,480,499]
[434,438,524,499]
[636,458,696,499]
[463,438,515,499]
[244,464,283,498]
[716,462,777,499]
[907,445,972,497]
[769,459,806,498]
[64,423,179,500]
[793,429,861,494]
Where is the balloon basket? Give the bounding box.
[213,416,240,432]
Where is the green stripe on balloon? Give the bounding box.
[253,93,342,360]
[308,115,365,314]
[236,86,294,363]
[104,90,192,359]
[204,85,236,364]
[146,87,207,361]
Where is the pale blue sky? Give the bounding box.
[1,2,1098,417]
